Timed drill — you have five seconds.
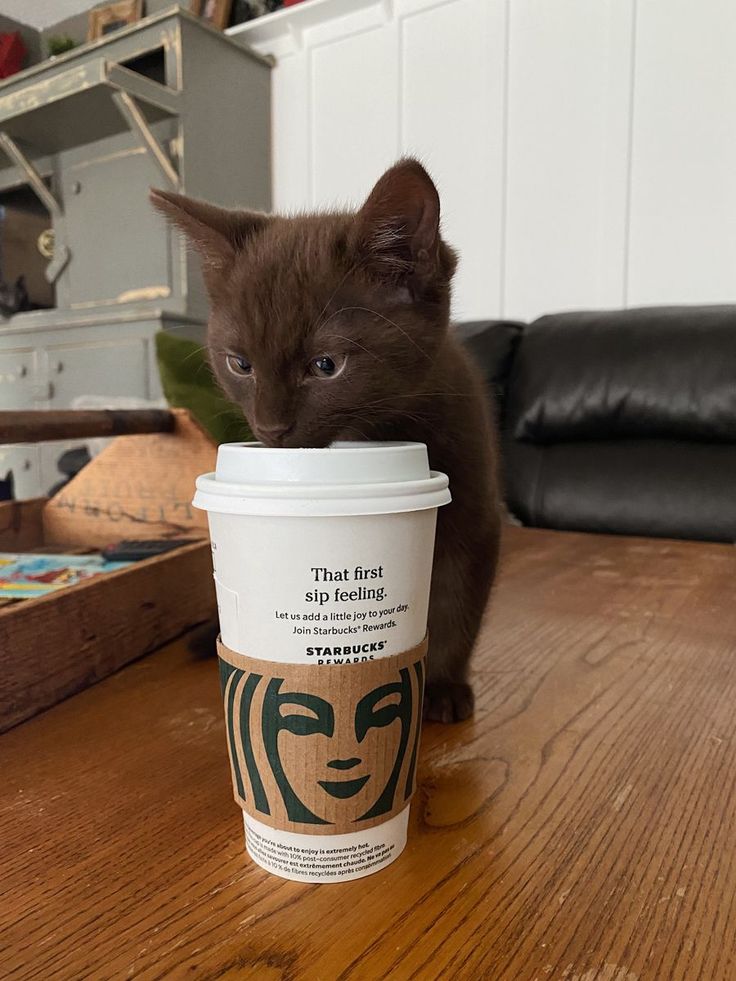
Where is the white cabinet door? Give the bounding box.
[62,148,171,308]
[44,338,151,406]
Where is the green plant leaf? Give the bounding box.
[155,332,251,445]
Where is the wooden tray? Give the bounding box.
[0,410,218,732]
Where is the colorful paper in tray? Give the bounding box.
[0,553,133,598]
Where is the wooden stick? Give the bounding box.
[0,409,176,444]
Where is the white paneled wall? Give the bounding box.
[230,0,736,322]
[310,20,399,204]
[627,0,736,306]
[401,0,506,320]
[503,0,635,317]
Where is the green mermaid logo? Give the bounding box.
[219,647,425,833]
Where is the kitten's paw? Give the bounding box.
[423,681,475,724]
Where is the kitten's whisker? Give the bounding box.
[180,344,207,357]
[364,409,431,427]
[311,260,362,333]
[313,305,357,334]
[346,426,372,441]
[342,402,433,428]
[335,307,433,362]
[331,333,387,364]
[359,392,474,409]
[179,347,211,369]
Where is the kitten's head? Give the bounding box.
[151,159,456,447]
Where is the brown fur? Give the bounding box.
[151,159,501,721]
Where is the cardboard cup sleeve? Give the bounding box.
[217,636,427,836]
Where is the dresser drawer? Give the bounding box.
[0,348,37,410]
[44,337,151,406]
[0,444,41,500]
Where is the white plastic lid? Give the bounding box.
[193,441,451,517]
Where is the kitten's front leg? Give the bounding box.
[424,512,499,723]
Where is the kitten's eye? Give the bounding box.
[226,354,253,376]
[309,355,344,378]
[312,356,335,376]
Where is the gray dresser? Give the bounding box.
[0,8,270,498]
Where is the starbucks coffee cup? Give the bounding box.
[193,441,450,883]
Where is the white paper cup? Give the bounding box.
[193,441,450,882]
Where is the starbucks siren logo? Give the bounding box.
[218,640,426,834]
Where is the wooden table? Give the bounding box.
[3,527,736,980]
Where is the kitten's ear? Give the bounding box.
[353,158,456,290]
[150,188,271,279]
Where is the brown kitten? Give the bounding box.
[151,159,501,722]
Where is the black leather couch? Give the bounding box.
[459,306,736,544]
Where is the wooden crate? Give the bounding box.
[0,410,218,732]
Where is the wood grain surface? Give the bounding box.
[2,527,736,980]
[0,498,45,552]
